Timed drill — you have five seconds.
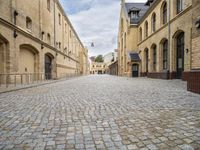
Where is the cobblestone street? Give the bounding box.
[0,75,200,150]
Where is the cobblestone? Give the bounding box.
[0,75,200,149]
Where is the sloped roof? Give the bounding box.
[125,3,149,24]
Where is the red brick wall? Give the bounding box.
[187,70,200,94]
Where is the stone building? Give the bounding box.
[0,0,88,83]
[90,62,106,74]
[118,0,197,80]
[104,52,115,74]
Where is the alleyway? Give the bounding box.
[0,75,200,150]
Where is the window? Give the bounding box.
[47,0,50,11]
[163,40,168,70]
[131,11,139,19]
[139,27,142,41]
[70,30,72,38]
[177,0,183,14]
[58,13,61,25]
[124,33,126,48]
[153,46,157,71]
[26,17,32,30]
[145,21,148,37]
[65,23,67,33]
[163,2,167,24]
[59,42,61,49]
[152,13,156,32]
[47,33,51,44]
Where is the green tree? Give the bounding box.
[95,55,104,62]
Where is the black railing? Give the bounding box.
[0,73,81,88]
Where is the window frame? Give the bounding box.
[139,27,142,41]
[163,2,167,24]
[152,13,156,32]
[47,33,51,44]
[153,46,157,71]
[26,17,32,31]
[58,13,61,25]
[163,40,168,70]
[47,0,51,12]
[177,0,183,14]
[145,21,148,38]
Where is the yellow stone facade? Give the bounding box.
[90,62,106,74]
[0,0,88,81]
[118,0,197,80]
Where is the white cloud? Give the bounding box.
[61,0,147,56]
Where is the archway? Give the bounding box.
[0,34,9,74]
[45,53,54,79]
[176,32,184,79]
[19,44,39,74]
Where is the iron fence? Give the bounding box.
[0,73,80,88]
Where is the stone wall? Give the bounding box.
[0,0,88,81]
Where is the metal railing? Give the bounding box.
[0,73,81,88]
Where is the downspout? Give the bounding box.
[54,0,57,79]
[168,0,171,79]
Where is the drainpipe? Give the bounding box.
[54,0,57,79]
[168,0,171,79]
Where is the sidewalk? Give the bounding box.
[0,77,80,94]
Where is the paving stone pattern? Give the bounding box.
[0,75,200,150]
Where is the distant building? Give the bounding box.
[104,50,118,73]
[90,62,106,74]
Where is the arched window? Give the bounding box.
[47,33,51,44]
[139,27,142,41]
[124,33,126,48]
[163,40,168,70]
[152,13,156,32]
[152,45,157,71]
[145,21,148,38]
[47,0,50,11]
[58,13,61,25]
[162,2,167,24]
[26,17,32,30]
[177,0,183,14]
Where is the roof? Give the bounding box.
[129,53,141,62]
[125,3,149,24]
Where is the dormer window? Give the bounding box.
[131,11,139,19]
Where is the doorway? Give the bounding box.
[45,54,52,79]
[176,32,184,79]
[132,64,139,77]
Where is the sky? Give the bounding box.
[60,0,147,57]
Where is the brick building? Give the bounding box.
[118,0,193,79]
[118,0,200,93]
[187,0,200,94]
